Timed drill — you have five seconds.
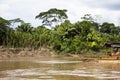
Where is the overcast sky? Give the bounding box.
[0,0,120,27]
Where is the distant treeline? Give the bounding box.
[0,8,120,54]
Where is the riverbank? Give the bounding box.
[0,48,120,64]
[0,47,54,59]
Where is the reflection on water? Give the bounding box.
[0,57,120,80]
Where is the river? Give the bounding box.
[0,57,120,80]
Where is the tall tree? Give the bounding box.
[0,17,11,45]
[100,22,116,34]
[81,14,94,22]
[35,8,68,29]
[9,18,24,28]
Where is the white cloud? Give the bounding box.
[0,0,120,27]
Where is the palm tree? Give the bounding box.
[16,23,33,33]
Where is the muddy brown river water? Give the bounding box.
[0,57,120,80]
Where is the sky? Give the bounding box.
[0,0,120,27]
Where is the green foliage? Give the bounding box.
[36,8,68,29]
[0,17,11,45]
[100,22,114,34]
[0,11,120,55]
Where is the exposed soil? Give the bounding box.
[0,47,120,64]
[0,47,54,59]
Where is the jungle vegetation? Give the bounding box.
[0,8,120,55]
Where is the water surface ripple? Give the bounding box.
[0,58,120,80]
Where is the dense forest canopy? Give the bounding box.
[0,8,120,54]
